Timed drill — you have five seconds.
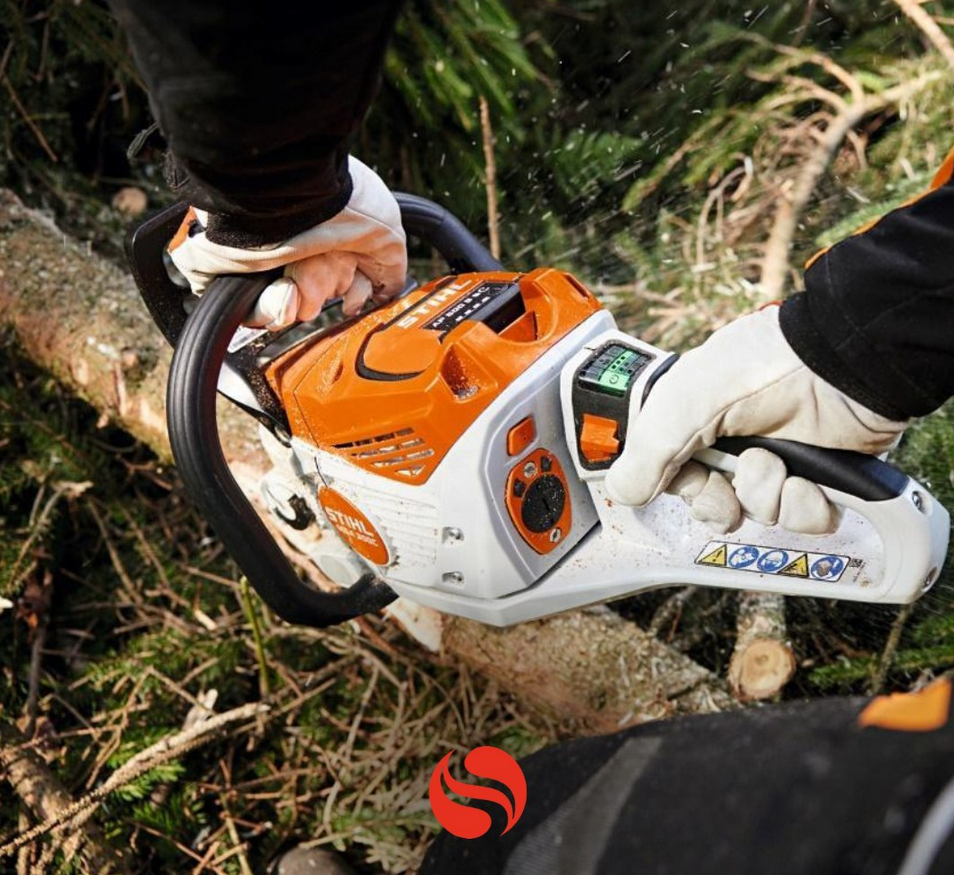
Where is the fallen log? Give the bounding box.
[728,591,796,701]
[0,189,733,733]
[444,608,735,734]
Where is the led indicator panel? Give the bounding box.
[423,281,518,333]
[578,344,653,397]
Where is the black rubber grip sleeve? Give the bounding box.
[394,192,503,274]
[711,436,908,502]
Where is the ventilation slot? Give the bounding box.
[499,310,538,343]
[334,428,436,479]
[562,272,593,300]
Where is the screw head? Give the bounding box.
[523,461,538,479]
[443,571,465,586]
[443,527,464,543]
[549,527,562,543]
[912,491,926,512]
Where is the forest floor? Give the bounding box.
[0,342,557,874]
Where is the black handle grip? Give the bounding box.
[711,436,908,502]
[125,201,190,347]
[638,352,910,503]
[393,192,503,274]
[167,273,397,627]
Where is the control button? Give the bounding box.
[579,413,620,464]
[505,448,572,556]
[577,343,654,398]
[507,416,536,456]
[521,475,567,534]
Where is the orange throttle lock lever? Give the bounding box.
[579,414,620,464]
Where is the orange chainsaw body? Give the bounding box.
[264,268,601,485]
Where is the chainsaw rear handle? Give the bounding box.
[160,194,501,628]
[652,351,940,587]
[636,353,908,502]
[706,436,908,501]
[565,333,947,609]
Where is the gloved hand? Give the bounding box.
[605,305,908,535]
[168,156,407,328]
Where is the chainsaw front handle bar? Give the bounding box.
[167,272,398,625]
[163,194,501,627]
[127,194,503,350]
[394,192,504,274]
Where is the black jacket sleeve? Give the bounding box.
[780,169,954,421]
[107,0,405,247]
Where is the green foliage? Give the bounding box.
[128,786,208,840]
[369,0,560,253]
[109,762,187,803]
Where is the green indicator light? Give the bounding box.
[596,350,636,395]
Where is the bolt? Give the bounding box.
[550,527,562,543]
[523,461,538,479]
[443,572,465,586]
[912,491,926,512]
[443,527,464,543]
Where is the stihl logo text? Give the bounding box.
[395,285,464,329]
[324,508,374,536]
[317,487,390,565]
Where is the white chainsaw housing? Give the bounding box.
[267,317,949,627]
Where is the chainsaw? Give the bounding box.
[127,195,950,628]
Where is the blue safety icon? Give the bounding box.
[757,550,789,573]
[811,555,845,580]
[728,546,759,569]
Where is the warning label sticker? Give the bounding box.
[694,542,855,583]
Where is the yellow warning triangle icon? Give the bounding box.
[698,544,727,567]
[779,554,808,577]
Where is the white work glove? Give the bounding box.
[605,305,908,535]
[168,156,407,328]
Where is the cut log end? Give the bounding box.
[729,590,796,702]
[728,638,797,702]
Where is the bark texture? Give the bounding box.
[0,723,131,875]
[444,609,735,733]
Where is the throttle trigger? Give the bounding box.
[580,414,620,464]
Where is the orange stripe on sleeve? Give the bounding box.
[805,143,954,271]
[858,677,952,733]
